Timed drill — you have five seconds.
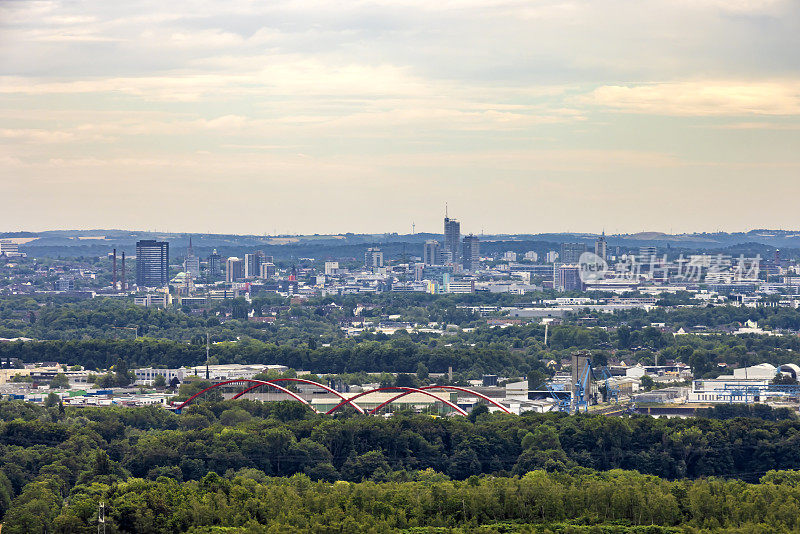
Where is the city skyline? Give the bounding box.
[1,0,799,234]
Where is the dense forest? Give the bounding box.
[1,400,800,532]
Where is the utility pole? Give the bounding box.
[97,502,106,534]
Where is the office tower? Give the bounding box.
[226,257,244,283]
[259,262,276,279]
[135,240,169,287]
[184,237,200,278]
[364,248,384,269]
[443,214,461,265]
[560,242,587,264]
[638,246,658,265]
[595,232,607,261]
[557,264,583,292]
[462,234,480,271]
[208,249,222,276]
[423,240,441,266]
[244,251,265,279]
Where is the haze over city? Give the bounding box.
[2,0,799,234]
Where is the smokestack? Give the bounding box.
[112,249,117,290]
[121,252,126,291]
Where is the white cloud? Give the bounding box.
[580,81,800,116]
[0,0,799,232]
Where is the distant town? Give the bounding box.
[2,218,800,417]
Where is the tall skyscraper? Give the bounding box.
[184,237,200,278]
[443,213,461,265]
[594,232,607,262]
[462,234,480,271]
[364,248,384,269]
[226,257,244,283]
[135,240,169,287]
[423,240,441,266]
[560,242,587,264]
[207,249,221,277]
[244,251,265,279]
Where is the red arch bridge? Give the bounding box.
[171,378,513,416]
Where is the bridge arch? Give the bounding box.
[369,385,512,415]
[173,379,317,413]
[324,386,468,416]
[231,377,366,414]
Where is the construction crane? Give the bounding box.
[594,366,620,403]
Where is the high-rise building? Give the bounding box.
[135,240,169,287]
[244,251,265,279]
[524,251,538,262]
[423,240,441,266]
[324,261,339,275]
[545,251,559,263]
[226,257,244,283]
[594,232,607,262]
[259,262,276,279]
[557,264,583,292]
[444,215,461,265]
[184,237,200,278]
[639,246,658,265]
[560,243,587,264]
[364,248,384,269]
[208,249,221,276]
[502,251,517,262]
[462,234,480,271]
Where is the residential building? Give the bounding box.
[259,262,276,279]
[244,251,265,279]
[54,277,75,291]
[226,257,244,283]
[557,264,583,292]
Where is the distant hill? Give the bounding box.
[9,228,800,260]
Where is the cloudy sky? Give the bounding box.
[1,0,799,235]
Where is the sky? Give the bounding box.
[1,0,799,236]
